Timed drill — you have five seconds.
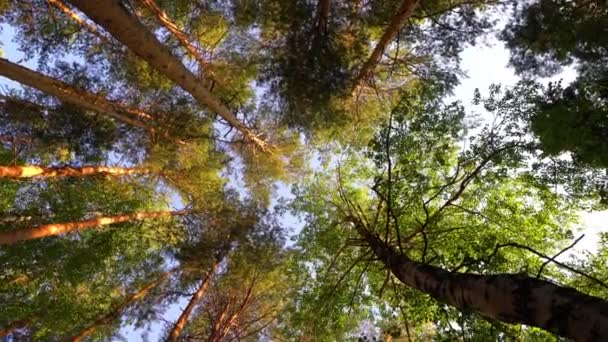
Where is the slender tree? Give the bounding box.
[206,278,255,342]
[0,58,154,130]
[66,0,269,152]
[352,0,419,88]
[168,261,219,341]
[0,209,186,245]
[138,0,210,73]
[0,165,150,179]
[184,220,289,341]
[71,269,176,342]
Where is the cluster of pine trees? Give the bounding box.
[0,0,607,340]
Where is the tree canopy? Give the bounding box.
[0,0,607,341]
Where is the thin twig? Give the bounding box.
[453,240,608,290]
[536,234,585,278]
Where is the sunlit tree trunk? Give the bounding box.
[0,210,186,245]
[67,0,269,152]
[0,165,150,179]
[208,300,247,341]
[0,58,154,130]
[0,318,29,337]
[207,302,232,342]
[71,270,175,342]
[353,0,419,88]
[168,261,219,341]
[353,221,608,341]
[208,278,254,342]
[138,0,209,71]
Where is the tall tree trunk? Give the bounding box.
[208,286,253,342]
[138,0,209,71]
[353,222,608,341]
[71,270,175,342]
[207,292,251,342]
[0,58,154,131]
[207,302,232,342]
[66,0,269,152]
[315,0,331,31]
[352,0,419,88]
[0,165,150,179]
[0,210,186,245]
[168,261,219,341]
[0,318,29,337]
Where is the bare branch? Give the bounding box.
[536,234,585,278]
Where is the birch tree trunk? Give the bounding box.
[0,210,186,245]
[66,0,268,151]
[0,58,154,131]
[352,0,419,88]
[353,222,608,341]
[71,270,175,342]
[0,165,150,179]
[168,261,220,341]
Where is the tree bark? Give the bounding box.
[315,0,331,31]
[168,261,219,341]
[207,276,256,342]
[0,165,150,179]
[66,0,268,152]
[208,288,253,342]
[0,58,154,131]
[138,0,209,71]
[0,210,186,245]
[352,0,419,88]
[353,222,608,341]
[71,270,175,342]
[207,302,232,342]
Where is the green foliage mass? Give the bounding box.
[502,0,608,168]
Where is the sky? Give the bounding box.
[1,16,607,341]
[452,38,607,258]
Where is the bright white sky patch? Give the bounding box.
[453,38,607,257]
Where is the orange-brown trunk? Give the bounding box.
[207,302,232,342]
[208,279,254,342]
[139,0,209,71]
[353,0,419,88]
[0,165,150,179]
[0,58,154,129]
[67,0,269,152]
[71,270,175,341]
[0,210,186,245]
[168,262,219,341]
